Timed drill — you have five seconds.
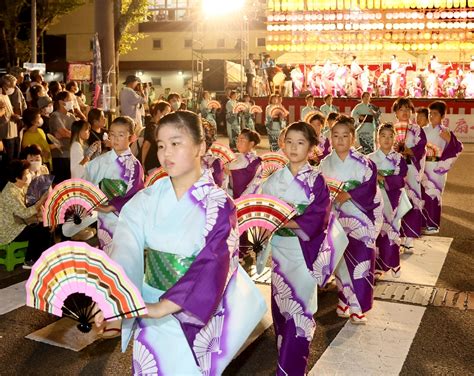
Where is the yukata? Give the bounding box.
[265,106,287,152]
[202,151,225,188]
[396,123,427,240]
[226,99,240,150]
[111,171,266,375]
[262,163,348,375]
[85,148,144,254]
[300,105,319,122]
[320,148,380,315]
[199,100,217,129]
[240,105,255,131]
[351,103,377,154]
[369,149,411,275]
[421,124,463,231]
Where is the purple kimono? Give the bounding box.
[202,152,225,187]
[369,149,410,275]
[263,163,348,375]
[320,148,380,314]
[110,171,266,375]
[398,123,427,239]
[227,151,262,199]
[421,124,463,230]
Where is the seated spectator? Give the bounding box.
[21,144,50,177]
[21,107,53,169]
[0,160,51,269]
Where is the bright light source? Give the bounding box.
[202,0,245,17]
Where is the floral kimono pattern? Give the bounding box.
[369,149,410,274]
[320,148,380,314]
[399,123,427,239]
[263,163,348,375]
[421,124,463,229]
[111,171,266,375]
[85,149,144,254]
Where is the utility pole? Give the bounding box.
[95,0,116,112]
[31,0,37,63]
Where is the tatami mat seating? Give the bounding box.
[0,241,28,271]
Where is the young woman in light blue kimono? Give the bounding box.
[85,116,144,254]
[262,122,348,375]
[265,94,287,152]
[240,94,255,131]
[225,91,240,151]
[199,91,217,130]
[351,92,381,155]
[319,115,381,324]
[95,111,266,375]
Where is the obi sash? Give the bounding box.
[378,169,394,189]
[144,249,196,291]
[275,203,308,237]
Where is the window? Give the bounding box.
[217,39,225,48]
[153,39,162,49]
[257,37,266,47]
[184,39,192,48]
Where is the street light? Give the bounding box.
[202,0,245,17]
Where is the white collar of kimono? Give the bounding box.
[111,148,132,160]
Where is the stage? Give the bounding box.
[252,97,474,143]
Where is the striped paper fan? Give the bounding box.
[235,194,296,254]
[210,142,236,164]
[261,162,283,180]
[270,105,288,118]
[144,167,169,187]
[43,178,108,228]
[233,102,248,114]
[303,110,321,124]
[250,105,263,114]
[394,122,409,144]
[206,100,221,110]
[325,177,345,200]
[26,241,147,333]
[426,143,442,158]
[261,152,289,167]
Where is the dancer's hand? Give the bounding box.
[440,129,451,143]
[94,310,106,334]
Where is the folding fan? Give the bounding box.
[210,142,236,164]
[26,174,55,207]
[144,167,169,187]
[426,143,442,159]
[260,162,283,180]
[99,178,128,201]
[250,105,263,114]
[233,102,248,114]
[43,178,108,228]
[303,110,321,124]
[26,241,147,333]
[324,177,346,201]
[394,122,409,146]
[235,194,297,255]
[270,105,288,118]
[261,152,289,168]
[206,100,221,110]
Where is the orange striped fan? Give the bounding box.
[394,122,409,144]
[303,110,321,124]
[145,167,168,187]
[426,143,442,158]
[261,162,283,180]
[207,100,221,110]
[261,152,289,168]
[43,178,108,228]
[325,177,345,200]
[210,142,236,164]
[270,105,288,118]
[233,102,248,114]
[26,241,147,333]
[250,105,263,114]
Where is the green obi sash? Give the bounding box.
[343,179,361,192]
[275,203,307,237]
[99,178,127,201]
[377,169,394,188]
[144,249,196,291]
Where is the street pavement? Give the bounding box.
[0,138,472,376]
